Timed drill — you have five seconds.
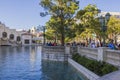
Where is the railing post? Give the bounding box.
[65,46,70,54]
[77,46,80,54]
[97,47,107,61]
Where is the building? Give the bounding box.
[21,33,32,45]
[29,26,44,44]
[99,11,120,18]
[30,26,37,34]
[0,22,43,46]
[99,11,120,44]
[0,22,22,46]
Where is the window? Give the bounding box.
[2,32,7,38]
[9,34,14,40]
[24,39,29,44]
[32,40,36,43]
[17,36,21,41]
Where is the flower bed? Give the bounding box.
[72,54,118,76]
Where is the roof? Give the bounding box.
[21,33,32,36]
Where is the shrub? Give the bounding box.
[72,54,118,76]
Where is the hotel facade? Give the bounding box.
[0,22,43,46]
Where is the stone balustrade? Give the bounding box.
[42,46,65,54]
[77,47,120,67]
[70,46,77,54]
[41,46,70,61]
[78,47,98,60]
[105,50,120,66]
[42,46,120,66]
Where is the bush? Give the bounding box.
[72,54,118,76]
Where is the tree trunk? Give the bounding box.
[61,33,64,46]
[98,36,102,47]
[115,35,117,45]
[60,10,64,46]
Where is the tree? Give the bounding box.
[75,4,101,43]
[107,16,120,44]
[76,4,99,28]
[45,29,56,41]
[40,0,79,46]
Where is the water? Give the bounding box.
[0,46,87,80]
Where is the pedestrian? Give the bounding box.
[118,44,120,50]
[108,39,116,50]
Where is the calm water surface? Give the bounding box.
[0,46,87,80]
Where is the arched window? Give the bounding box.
[9,34,14,40]
[17,36,21,41]
[2,32,7,38]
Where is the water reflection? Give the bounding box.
[0,46,87,80]
[30,46,37,70]
[41,60,87,80]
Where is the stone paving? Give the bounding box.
[97,70,120,80]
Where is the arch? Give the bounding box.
[16,36,21,41]
[9,34,14,40]
[2,32,7,38]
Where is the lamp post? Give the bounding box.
[99,13,111,47]
[37,25,46,45]
[53,32,56,43]
[43,26,46,45]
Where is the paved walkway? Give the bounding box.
[98,70,120,80]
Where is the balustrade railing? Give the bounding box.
[77,47,120,67]
[41,46,120,66]
[42,46,67,61]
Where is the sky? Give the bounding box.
[0,0,120,30]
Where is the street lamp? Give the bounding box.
[37,25,46,45]
[105,13,111,24]
[99,12,111,47]
[43,26,46,45]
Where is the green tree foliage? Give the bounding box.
[107,16,120,43]
[76,4,99,28]
[75,4,101,43]
[40,0,79,45]
[45,29,55,40]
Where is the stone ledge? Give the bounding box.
[68,58,100,80]
[97,70,120,80]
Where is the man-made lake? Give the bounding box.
[0,46,87,80]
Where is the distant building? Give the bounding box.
[30,26,37,34]
[99,11,120,18]
[99,11,120,44]
[21,33,32,45]
[0,22,22,46]
[29,26,44,44]
[0,22,43,46]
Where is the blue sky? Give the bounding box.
[0,0,120,30]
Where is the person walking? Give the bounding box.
[108,39,116,50]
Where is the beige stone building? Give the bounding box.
[0,22,44,46]
[0,22,22,46]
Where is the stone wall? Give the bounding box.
[70,46,77,54]
[42,46,65,54]
[105,50,120,66]
[42,46,70,61]
[77,47,120,67]
[78,47,98,60]
[41,46,120,66]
